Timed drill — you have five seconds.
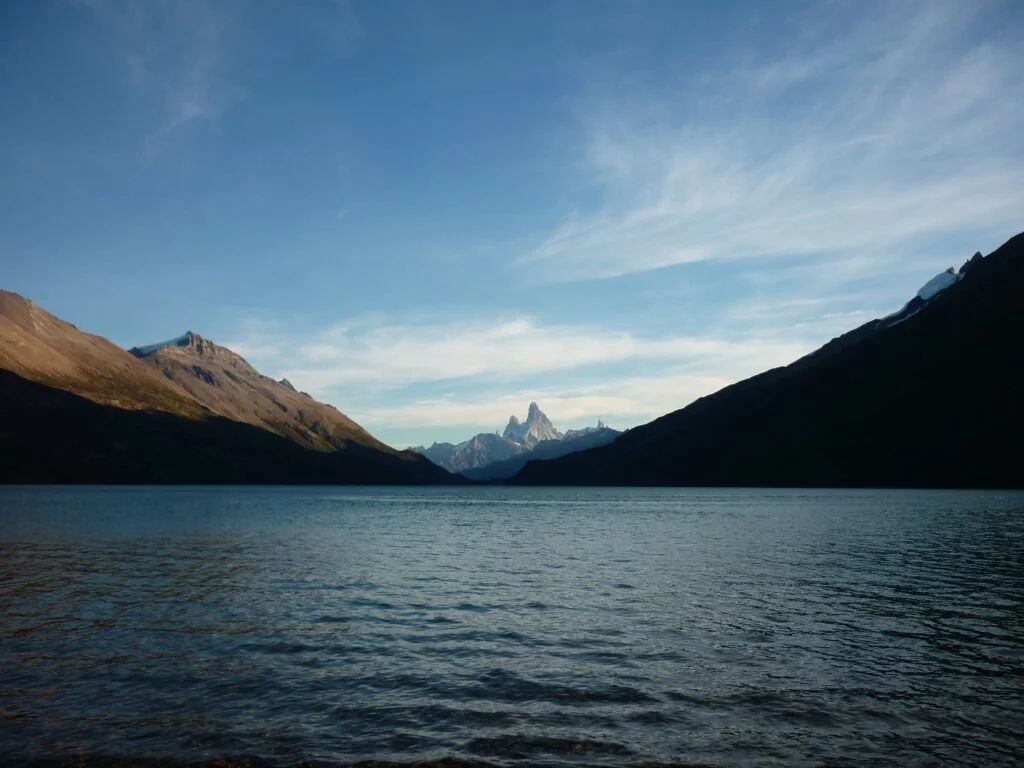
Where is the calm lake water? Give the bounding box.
[1,486,1022,767]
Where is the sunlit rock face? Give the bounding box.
[414,403,614,473]
[502,402,562,448]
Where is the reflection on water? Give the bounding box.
[1,486,1022,767]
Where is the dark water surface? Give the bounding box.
[1,486,1022,767]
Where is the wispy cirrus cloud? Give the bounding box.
[77,0,241,147]
[342,371,740,434]
[519,0,1024,283]
[227,314,810,394]
[76,0,364,153]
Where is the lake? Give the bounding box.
[1,486,1022,767]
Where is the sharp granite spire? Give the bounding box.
[503,401,562,448]
[414,402,618,474]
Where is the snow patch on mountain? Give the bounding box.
[414,403,612,473]
[129,333,192,357]
[564,420,607,441]
[916,268,962,301]
[879,265,968,328]
[502,401,562,448]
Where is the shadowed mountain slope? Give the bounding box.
[514,233,1024,488]
[463,426,621,481]
[416,432,526,474]
[0,295,454,484]
[0,370,452,484]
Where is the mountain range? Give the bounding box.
[461,424,621,481]
[411,402,620,476]
[0,294,454,484]
[2,232,1021,488]
[513,233,1024,488]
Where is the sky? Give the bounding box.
[2,0,1022,449]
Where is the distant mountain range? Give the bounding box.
[0,295,454,484]
[462,425,621,481]
[412,402,620,477]
[513,233,1024,488]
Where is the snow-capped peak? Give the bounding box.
[502,402,562,447]
[563,420,614,441]
[916,268,961,301]
[129,332,194,357]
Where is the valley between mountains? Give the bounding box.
[1,232,1022,487]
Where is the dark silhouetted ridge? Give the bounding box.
[513,232,1024,488]
[0,370,454,484]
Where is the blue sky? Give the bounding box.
[2,0,1022,448]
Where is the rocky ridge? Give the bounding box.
[413,403,614,474]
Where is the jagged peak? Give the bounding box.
[959,251,983,275]
[525,402,554,428]
[129,332,193,357]
[129,331,249,367]
[502,401,562,446]
[279,378,297,392]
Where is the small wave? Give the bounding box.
[466,733,632,758]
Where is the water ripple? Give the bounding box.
[1,486,1022,767]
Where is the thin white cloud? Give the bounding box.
[79,0,239,145]
[222,312,821,446]
[227,315,810,395]
[345,372,740,433]
[519,1,1024,283]
[77,0,364,152]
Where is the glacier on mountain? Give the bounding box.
[916,268,962,301]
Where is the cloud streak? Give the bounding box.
[346,371,739,433]
[223,312,820,445]
[519,1,1024,283]
[79,0,240,145]
[77,0,365,153]
[228,315,810,393]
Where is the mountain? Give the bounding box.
[514,233,1024,489]
[413,402,613,475]
[563,420,609,441]
[503,402,562,447]
[0,294,454,484]
[412,402,558,473]
[462,426,622,481]
[0,291,205,418]
[416,432,526,474]
[129,331,386,453]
